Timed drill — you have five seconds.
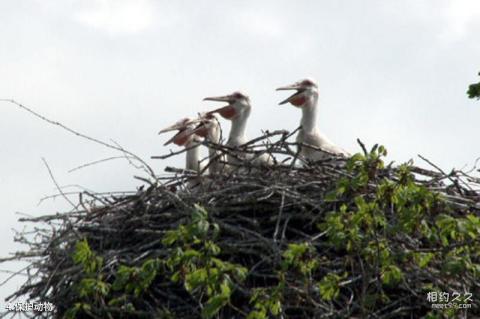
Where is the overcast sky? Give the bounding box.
[1,0,479,308]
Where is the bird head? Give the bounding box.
[276,78,318,107]
[186,113,222,143]
[203,91,251,120]
[158,117,201,146]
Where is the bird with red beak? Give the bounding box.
[189,113,221,145]
[276,78,350,161]
[204,91,251,147]
[204,91,272,166]
[158,117,204,173]
[183,113,225,174]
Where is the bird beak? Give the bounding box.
[159,118,202,146]
[276,83,305,105]
[276,83,302,91]
[203,95,233,103]
[158,118,199,135]
[206,105,235,119]
[188,122,209,138]
[163,130,181,146]
[204,94,237,119]
[163,129,193,146]
[158,125,180,134]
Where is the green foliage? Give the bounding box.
[318,273,344,301]
[73,239,103,274]
[248,287,283,319]
[319,144,480,313]
[381,264,403,286]
[322,144,447,258]
[247,241,322,318]
[67,239,111,318]
[77,278,111,298]
[281,242,318,276]
[413,252,435,269]
[65,205,246,318]
[112,258,161,297]
[163,204,247,319]
[467,72,480,100]
[163,205,220,245]
[67,239,164,317]
[64,302,92,319]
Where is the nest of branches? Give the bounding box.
[1,131,480,319]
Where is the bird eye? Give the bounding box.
[233,92,244,99]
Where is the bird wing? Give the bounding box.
[299,130,350,158]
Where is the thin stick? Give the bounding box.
[68,156,133,173]
[1,99,155,179]
[42,158,77,209]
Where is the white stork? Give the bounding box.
[187,113,225,174]
[204,91,273,166]
[276,78,350,161]
[158,117,203,172]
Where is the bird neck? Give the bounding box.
[185,139,201,171]
[228,110,250,145]
[208,128,221,158]
[300,94,319,133]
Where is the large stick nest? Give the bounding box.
[1,131,480,319]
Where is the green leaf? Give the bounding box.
[220,279,232,298]
[381,264,403,286]
[212,223,221,238]
[201,294,229,319]
[72,239,92,265]
[170,271,181,282]
[136,259,159,296]
[318,273,341,301]
[233,266,248,281]
[270,299,281,315]
[415,252,434,269]
[112,265,134,291]
[185,268,207,292]
[77,278,111,298]
[162,230,179,246]
[184,248,201,260]
[467,81,480,100]
[72,239,102,274]
[247,310,267,319]
[195,219,210,237]
[193,204,208,222]
[378,145,387,156]
[205,241,221,255]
